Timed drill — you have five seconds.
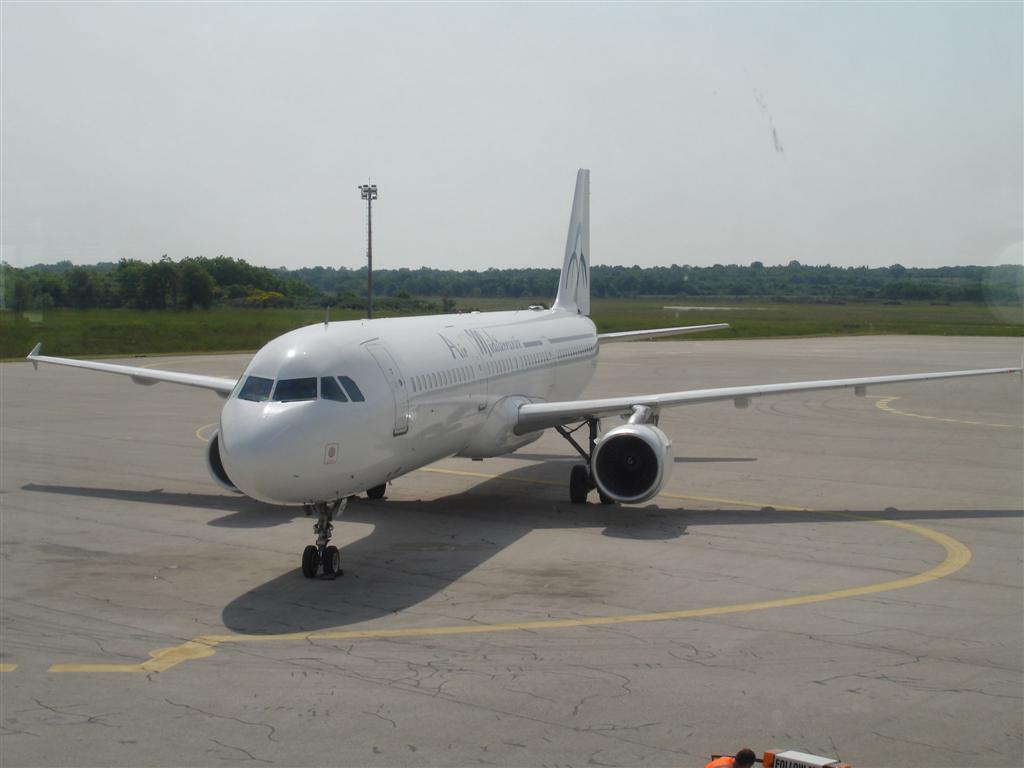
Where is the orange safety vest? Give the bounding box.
[705,758,735,768]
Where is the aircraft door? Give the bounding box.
[364,343,410,436]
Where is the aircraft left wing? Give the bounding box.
[597,323,729,342]
[27,344,238,396]
[515,366,1021,434]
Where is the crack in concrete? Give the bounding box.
[0,724,41,738]
[164,698,278,742]
[29,698,117,728]
[207,737,274,764]
[871,729,978,756]
[361,704,397,729]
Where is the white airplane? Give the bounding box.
[28,169,1021,579]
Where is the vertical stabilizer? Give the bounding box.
[553,168,590,316]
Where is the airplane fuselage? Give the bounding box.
[217,307,598,504]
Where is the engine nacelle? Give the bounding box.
[206,431,240,492]
[591,423,673,504]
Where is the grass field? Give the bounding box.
[2,299,1021,360]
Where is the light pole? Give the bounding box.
[359,182,378,319]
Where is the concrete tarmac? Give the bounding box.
[1,335,1021,768]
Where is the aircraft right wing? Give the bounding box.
[27,344,238,397]
[514,366,1021,434]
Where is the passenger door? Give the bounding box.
[364,343,410,436]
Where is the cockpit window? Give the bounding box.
[273,377,317,402]
[338,376,365,402]
[238,376,274,402]
[321,376,348,402]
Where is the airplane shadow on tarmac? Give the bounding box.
[215,468,702,635]
[22,463,1023,636]
[21,483,287,521]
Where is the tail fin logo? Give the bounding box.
[563,224,588,301]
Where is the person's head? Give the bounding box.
[734,748,757,768]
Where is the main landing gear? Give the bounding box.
[301,498,346,579]
[556,419,614,506]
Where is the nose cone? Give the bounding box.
[218,398,316,504]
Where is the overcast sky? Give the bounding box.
[2,2,1021,272]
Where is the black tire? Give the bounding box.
[569,465,590,504]
[366,483,387,500]
[598,489,616,505]
[301,545,320,578]
[322,545,341,577]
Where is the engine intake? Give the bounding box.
[592,423,672,504]
[206,431,239,492]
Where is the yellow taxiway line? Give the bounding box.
[0,664,18,672]
[194,422,218,443]
[875,395,1017,429]
[47,465,972,674]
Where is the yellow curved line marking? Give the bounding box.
[0,664,18,672]
[48,464,973,674]
[875,396,1017,429]
[195,422,217,443]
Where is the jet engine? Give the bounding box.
[591,423,673,504]
[205,431,239,492]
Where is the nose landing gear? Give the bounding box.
[301,498,346,579]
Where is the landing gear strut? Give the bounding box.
[556,419,614,505]
[301,498,346,579]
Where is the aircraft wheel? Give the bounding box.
[598,489,615,505]
[322,545,341,578]
[366,483,386,500]
[301,545,320,578]
[569,465,590,504]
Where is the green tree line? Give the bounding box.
[2,256,317,311]
[2,256,1021,312]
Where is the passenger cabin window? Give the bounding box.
[338,376,365,402]
[273,377,317,402]
[238,376,274,402]
[321,376,348,402]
